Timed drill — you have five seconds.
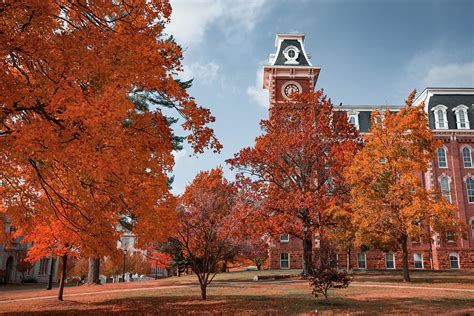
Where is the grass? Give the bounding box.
[0,270,473,314]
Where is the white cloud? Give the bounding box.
[180,61,220,84]
[247,64,269,108]
[166,0,269,47]
[422,62,474,87]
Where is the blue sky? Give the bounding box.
[164,0,474,194]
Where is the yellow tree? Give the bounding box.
[345,91,465,282]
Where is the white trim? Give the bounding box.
[449,252,460,269]
[437,146,448,168]
[413,253,424,269]
[280,252,290,269]
[282,45,300,65]
[357,252,367,269]
[469,216,474,239]
[432,104,448,129]
[385,252,395,270]
[461,145,473,168]
[280,234,290,243]
[453,104,470,129]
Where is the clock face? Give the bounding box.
[284,83,300,97]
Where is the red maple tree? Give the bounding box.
[228,91,359,275]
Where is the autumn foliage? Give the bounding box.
[176,168,241,300]
[0,1,220,299]
[345,91,465,281]
[228,91,359,275]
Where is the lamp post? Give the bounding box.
[122,249,127,283]
[155,256,158,280]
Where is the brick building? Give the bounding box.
[264,33,474,271]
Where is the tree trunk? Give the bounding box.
[200,283,207,300]
[58,255,68,301]
[87,257,101,284]
[221,261,227,272]
[346,249,351,271]
[302,222,313,277]
[401,235,411,282]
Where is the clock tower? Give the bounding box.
[263,34,320,108]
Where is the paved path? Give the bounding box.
[1,280,473,304]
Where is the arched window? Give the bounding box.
[439,176,451,202]
[432,105,448,129]
[453,105,470,129]
[437,147,448,168]
[462,146,473,168]
[449,252,459,269]
[466,177,474,203]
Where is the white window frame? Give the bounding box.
[385,252,395,269]
[461,146,473,168]
[347,111,360,130]
[357,252,366,269]
[413,253,424,269]
[280,234,290,243]
[432,104,448,129]
[280,253,290,269]
[437,147,448,168]
[453,105,470,129]
[438,175,452,203]
[449,252,460,269]
[465,176,474,204]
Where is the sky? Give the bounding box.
[163,0,474,194]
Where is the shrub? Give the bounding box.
[308,266,351,300]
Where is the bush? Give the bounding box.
[308,266,351,300]
[308,242,352,300]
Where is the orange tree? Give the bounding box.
[0,0,220,292]
[176,168,241,300]
[227,91,359,275]
[345,91,465,282]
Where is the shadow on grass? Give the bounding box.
[9,292,474,315]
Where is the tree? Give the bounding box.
[239,237,269,270]
[176,168,241,300]
[0,1,221,298]
[345,91,465,282]
[227,91,359,275]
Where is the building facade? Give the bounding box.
[264,34,474,271]
[0,218,59,284]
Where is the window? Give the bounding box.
[446,230,455,243]
[471,218,474,238]
[385,252,395,269]
[449,253,459,269]
[453,105,470,129]
[347,112,359,129]
[462,147,473,168]
[280,234,289,243]
[357,252,366,269]
[439,176,451,202]
[437,147,447,168]
[466,177,474,203]
[280,253,290,269]
[432,105,448,129]
[413,253,423,269]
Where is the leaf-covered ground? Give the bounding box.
[1,270,473,315]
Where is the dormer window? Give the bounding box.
[283,46,300,65]
[432,105,448,129]
[347,111,359,130]
[453,105,470,129]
